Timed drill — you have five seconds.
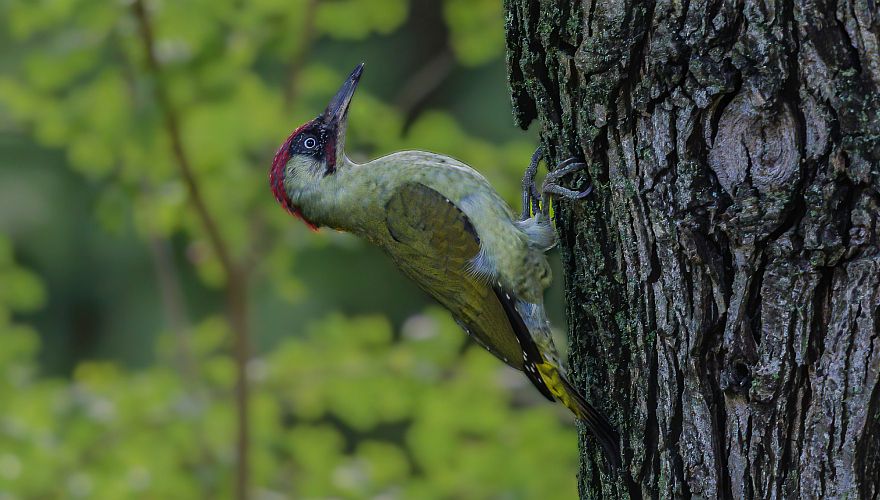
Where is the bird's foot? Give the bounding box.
[541,157,593,211]
[520,147,544,220]
[521,149,593,219]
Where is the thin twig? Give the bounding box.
[131,2,251,499]
[131,2,234,275]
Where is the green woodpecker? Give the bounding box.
[270,64,620,468]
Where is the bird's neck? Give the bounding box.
[294,156,383,235]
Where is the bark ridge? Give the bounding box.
[504,0,880,497]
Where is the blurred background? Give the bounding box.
[0,0,577,498]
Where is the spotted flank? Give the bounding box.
[494,284,621,470]
[493,284,555,401]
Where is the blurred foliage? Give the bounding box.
[0,0,576,497]
[0,307,577,498]
[444,0,505,66]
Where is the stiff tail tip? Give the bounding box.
[559,375,622,472]
[537,363,622,471]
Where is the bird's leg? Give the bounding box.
[520,147,543,220]
[541,158,592,216]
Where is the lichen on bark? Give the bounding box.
[503,0,880,497]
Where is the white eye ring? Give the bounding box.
[304,137,317,149]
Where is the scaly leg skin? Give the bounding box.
[521,150,593,219]
[520,147,544,220]
[540,157,592,217]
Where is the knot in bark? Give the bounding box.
[709,92,801,197]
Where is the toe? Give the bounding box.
[576,185,594,199]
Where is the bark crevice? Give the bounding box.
[505,0,880,497]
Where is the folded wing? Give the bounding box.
[383,182,528,372]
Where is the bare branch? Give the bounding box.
[131,2,251,499]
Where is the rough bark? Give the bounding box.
[503,0,880,497]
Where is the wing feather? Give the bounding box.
[383,182,525,370]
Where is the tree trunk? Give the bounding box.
[503,0,880,497]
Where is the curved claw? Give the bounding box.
[553,157,582,171]
[542,183,593,201]
[575,184,593,199]
[522,152,593,219]
[546,159,588,183]
[540,157,593,212]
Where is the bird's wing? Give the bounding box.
[383,182,535,373]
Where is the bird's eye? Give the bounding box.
[303,137,317,149]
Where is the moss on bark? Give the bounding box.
[504,0,880,497]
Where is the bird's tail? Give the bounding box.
[536,362,621,470]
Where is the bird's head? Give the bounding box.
[269,63,363,229]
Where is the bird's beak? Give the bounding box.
[321,63,364,127]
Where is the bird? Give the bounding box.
[269,63,620,469]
